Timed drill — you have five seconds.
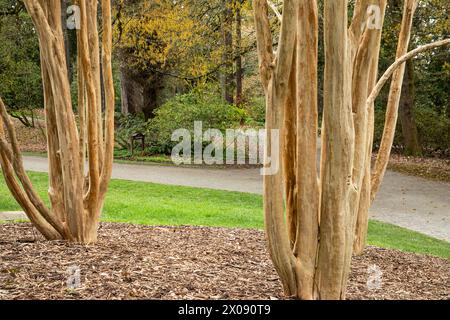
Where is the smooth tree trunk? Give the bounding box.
[0,0,115,244]
[254,0,449,299]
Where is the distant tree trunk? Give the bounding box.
[221,0,234,104]
[61,0,72,81]
[120,66,142,115]
[235,1,243,106]
[119,66,161,119]
[142,79,160,120]
[399,59,421,155]
[120,66,130,114]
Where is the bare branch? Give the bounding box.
[367,39,450,117]
[368,38,449,201]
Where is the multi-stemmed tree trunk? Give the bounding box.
[0,0,115,244]
[254,0,449,299]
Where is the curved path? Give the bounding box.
[3,156,449,242]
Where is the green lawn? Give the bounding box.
[1,171,449,259]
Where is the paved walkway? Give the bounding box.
[1,156,448,242]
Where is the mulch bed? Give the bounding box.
[0,223,448,300]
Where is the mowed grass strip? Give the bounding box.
[0,171,449,259]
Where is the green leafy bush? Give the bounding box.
[146,85,244,154]
[242,96,266,127]
[414,108,450,153]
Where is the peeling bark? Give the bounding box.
[253,0,446,299]
[0,0,115,244]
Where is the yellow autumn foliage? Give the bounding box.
[114,0,223,78]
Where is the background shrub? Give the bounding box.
[115,113,148,150]
[146,85,244,154]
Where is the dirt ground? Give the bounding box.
[0,223,448,300]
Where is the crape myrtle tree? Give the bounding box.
[0,0,115,244]
[254,0,449,299]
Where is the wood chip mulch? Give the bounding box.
[0,223,448,300]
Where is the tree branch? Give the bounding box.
[366,39,450,114]
[0,97,67,237]
[267,0,282,22]
[368,38,449,200]
[100,0,115,202]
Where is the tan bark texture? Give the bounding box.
[253,0,448,299]
[0,0,115,244]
